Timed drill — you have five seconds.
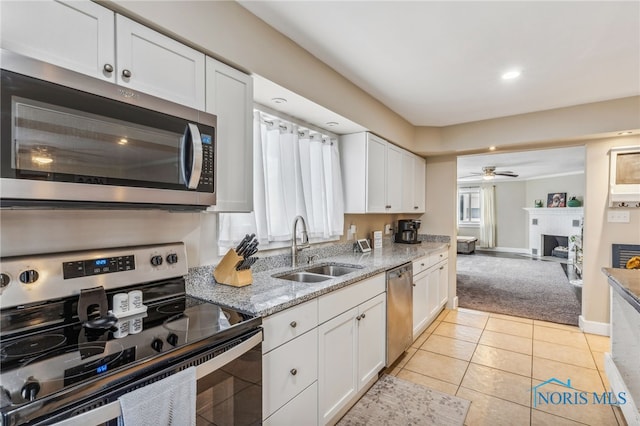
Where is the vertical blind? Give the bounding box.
[218,110,344,249]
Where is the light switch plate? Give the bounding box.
[607,210,630,223]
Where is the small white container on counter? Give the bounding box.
[128,290,143,311]
[112,293,129,314]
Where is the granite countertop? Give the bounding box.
[187,241,449,317]
[602,267,640,313]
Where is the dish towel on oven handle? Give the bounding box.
[117,367,196,426]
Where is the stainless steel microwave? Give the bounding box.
[0,50,216,209]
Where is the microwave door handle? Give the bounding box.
[180,123,203,189]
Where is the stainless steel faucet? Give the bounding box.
[291,215,310,268]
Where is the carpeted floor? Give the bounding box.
[337,375,470,426]
[456,254,582,325]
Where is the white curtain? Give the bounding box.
[480,185,496,248]
[219,111,344,249]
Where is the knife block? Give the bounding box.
[213,249,253,287]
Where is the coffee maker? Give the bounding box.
[395,219,421,244]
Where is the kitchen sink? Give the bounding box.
[274,272,331,283]
[273,263,364,283]
[303,264,363,277]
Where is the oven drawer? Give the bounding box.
[262,328,318,419]
[262,299,318,353]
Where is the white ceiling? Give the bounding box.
[457,146,585,183]
[240,1,639,127]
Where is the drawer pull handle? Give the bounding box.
[290,321,297,328]
[290,368,297,376]
[421,263,425,267]
[412,284,416,287]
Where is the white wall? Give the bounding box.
[582,135,640,326]
[421,155,458,308]
[525,173,586,208]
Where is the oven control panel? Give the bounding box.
[0,242,187,310]
[63,255,136,279]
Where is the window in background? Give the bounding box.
[458,187,480,226]
[218,109,344,254]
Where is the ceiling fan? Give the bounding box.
[463,166,519,180]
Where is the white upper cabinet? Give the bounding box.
[205,57,253,212]
[1,0,116,82]
[364,134,387,212]
[116,15,205,110]
[413,155,426,213]
[2,0,206,110]
[340,132,421,213]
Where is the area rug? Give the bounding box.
[456,254,582,325]
[337,374,470,426]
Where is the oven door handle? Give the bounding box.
[51,331,263,426]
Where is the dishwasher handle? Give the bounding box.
[386,263,413,279]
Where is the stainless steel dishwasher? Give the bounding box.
[386,262,413,367]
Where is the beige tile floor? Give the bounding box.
[387,308,628,426]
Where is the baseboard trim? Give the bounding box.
[579,315,610,336]
[604,353,640,426]
[451,296,459,309]
[476,247,529,254]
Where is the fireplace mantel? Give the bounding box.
[523,207,584,215]
[524,207,584,259]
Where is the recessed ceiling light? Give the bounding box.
[617,131,633,135]
[118,138,128,145]
[32,156,53,165]
[326,121,339,127]
[489,146,496,151]
[501,70,521,80]
[271,97,287,104]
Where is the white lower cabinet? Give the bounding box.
[262,273,386,426]
[412,249,449,340]
[263,382,318,426]
[262,300,319,421]
[318,274,386,425]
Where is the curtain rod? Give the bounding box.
[254,102,339,139]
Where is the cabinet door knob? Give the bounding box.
[290,321,297,328]
[421,263,425,267]
[412,283,416,287]
[361,313,366,319]
[122,69,132,78]
[414,206,419,209]
[290,368,297,376]
[440,266,444,270]
[356,315,362,321]
[103,64,114,73]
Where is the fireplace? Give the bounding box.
[543,234,569,258]
[612,244,640,268]
[524,207,583,262]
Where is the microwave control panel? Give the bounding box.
[199,133,214,192]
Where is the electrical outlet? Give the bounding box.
[607,210,630,223]
[384,224,392,235]
[346,224,357,240]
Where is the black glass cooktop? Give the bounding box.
[0,295,257,409]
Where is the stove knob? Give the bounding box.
[19,270,39,284]
[166,253,178,265]
[151,338,164,352]
[21,377,40,402]
[167,333,179,347]
[150,255,163,266]
[0,273,10,288]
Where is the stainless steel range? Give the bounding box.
[0,243,262,426]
